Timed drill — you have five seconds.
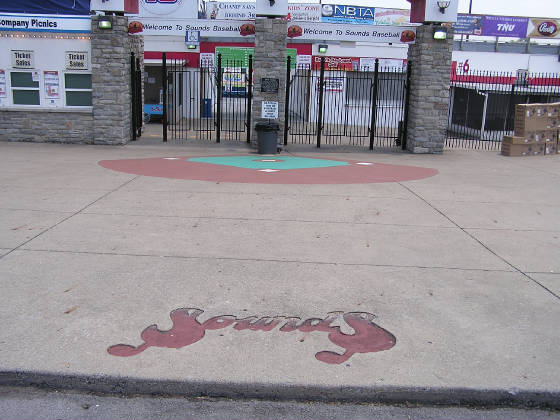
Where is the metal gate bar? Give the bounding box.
[446,71,560,149]
[285,57,409,150]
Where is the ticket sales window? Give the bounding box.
[11,72,40,105]
[64,73,92,106]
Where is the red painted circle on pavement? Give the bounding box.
[98,156,438,184]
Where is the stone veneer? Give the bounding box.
[91,15,144,145]
[0,109,93,143]
[0,18,143,145]
[406,24,454,154]
[250,18,287,149]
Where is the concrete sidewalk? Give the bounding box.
[0,140,559,408]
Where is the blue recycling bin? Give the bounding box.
[202,98,212,118]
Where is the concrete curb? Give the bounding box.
[1,371,559,409]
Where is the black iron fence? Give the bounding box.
[446,71,560,149]
[163,52,252,143]
[285,57,410,150]
[130,52,142,141]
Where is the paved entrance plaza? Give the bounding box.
[0,141,559,407]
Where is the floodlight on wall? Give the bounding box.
[98,17,112,30]
[318,44,328,54]
[433,25,448,40]
[187,44,198,50]
[437,0,451,13]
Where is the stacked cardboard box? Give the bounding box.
[501,102,560,156]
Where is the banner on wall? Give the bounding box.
[482,15,528,38]
[0,0,90,15]
[0,13,91,32]
[320,4,375,24]
[454,14,483,35]
[312,56,359,70]
[215,46,297,68]
[130,0,197,19]
[527,18,560,39]
[201,2,320,22]
[0,70,6,98]
[44,71,60,98]
[134,18,417,44]
[373,8,410,26]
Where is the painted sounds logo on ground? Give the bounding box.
[108,308,396,364]
[141,0,183,16]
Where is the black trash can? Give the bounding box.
[255,121,280,154]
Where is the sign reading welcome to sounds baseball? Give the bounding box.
[133,18,417,44]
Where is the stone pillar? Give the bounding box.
[251,18,287,149]
[406,25,454,154]
[91,15,143,145]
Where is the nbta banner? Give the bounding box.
[0,0,90,15]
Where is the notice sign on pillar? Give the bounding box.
[261,101,279,119]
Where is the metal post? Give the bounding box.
[136,57,142,138]
[216,53,222,143]
[402,62,412,151]
[504,83,515,132]
[246,54,253,144]
[480,92,488,140]
[131,52,136,141]
[284,56,291,146]
[316,57,326,148]
[369,58,379,150]
[162,52,167,142]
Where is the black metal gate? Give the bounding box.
[130,52,142,141]
[284,57,411,150]
[162,52,253,143]
[446,71,560,149]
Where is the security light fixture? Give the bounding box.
[187,44,197,50]
[318,44,328,54]
[433,25,448,40]
[437,0,451,13]
[98,16,112,29]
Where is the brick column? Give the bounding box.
[91,15,144,145]
[250,18,287,149]
[406,25,454,153]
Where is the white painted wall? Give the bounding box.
[452,50,560,73]
[0,36,91,108]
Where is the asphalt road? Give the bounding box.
[1,387,559,420]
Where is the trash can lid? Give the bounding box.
[255,121,280,131]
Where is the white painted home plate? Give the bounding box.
[356,162,374,165]
[163,158,181,160]
[259,169,279,172]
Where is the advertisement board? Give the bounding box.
[287,4,320,22]
[482,15,528,38]
[321,4,375,24]
[312,56,359,70]
[527,18,560,39]
[373,8,409,26]
[201,2,320,21]
[130,0,197,19]
[134,18,417,44]
[44,71,60,99]
[287,22,416,43]
[0,70,6,98]
[454,14,483,35]
[0,13,91,33]
[215,47,297,68]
